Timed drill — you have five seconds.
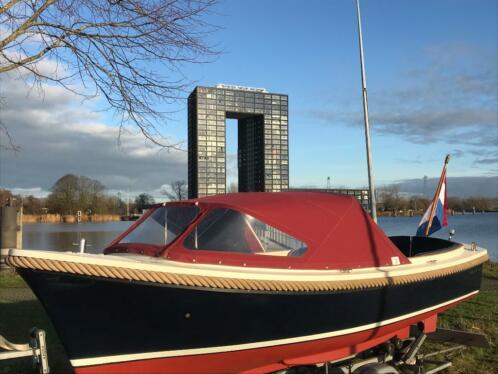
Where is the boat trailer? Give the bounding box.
[283,323,490,374]
[0,328,49,374]
[0,323,488,374]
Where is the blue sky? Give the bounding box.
[163,0,498,188]
[0,0,496,198]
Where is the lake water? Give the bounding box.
[22,221,132,254]
[21,213,498,261]
[378,213,498,261]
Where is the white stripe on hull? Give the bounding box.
[71,291,478,367]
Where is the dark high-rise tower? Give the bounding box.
[188,85,289,198]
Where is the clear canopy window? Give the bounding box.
[184,208,307,256]
[120,206,199,246]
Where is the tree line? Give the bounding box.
[0,174,169,216]
[2,177,496,215]
[378,185,498,212]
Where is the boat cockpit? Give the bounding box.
[389,236,461,258]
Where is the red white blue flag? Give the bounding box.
[416,156,449,236]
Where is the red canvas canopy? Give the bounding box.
[164,192,410,270]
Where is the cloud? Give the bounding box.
[9,187,48,198]
[0,72,187,197]
[393,176,498,198]
[309,43,498,168]
[451,149,465,158]
[474,158,498,166]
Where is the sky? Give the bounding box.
[0,0,497,200]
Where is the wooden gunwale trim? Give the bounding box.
[6,254,488,293]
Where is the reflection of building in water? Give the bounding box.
[188,84,289,198]
[290,188,370,211]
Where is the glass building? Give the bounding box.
[188,85,289,198]
[290,188,370,211]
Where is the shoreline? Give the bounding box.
[21,211,497,223]
[22,214,123,224]
[377,210,496,217]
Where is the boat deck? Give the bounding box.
[6,244,488,293]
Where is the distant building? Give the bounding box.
[290,188,370,211]
[188,85,289,198]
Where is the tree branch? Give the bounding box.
[0,0,219,149]
[0,0,56,50]
[0,0,23,15]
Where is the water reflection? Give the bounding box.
[22,222,132,253]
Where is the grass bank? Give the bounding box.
[0,263,497,373]
[423,261,498,373]
[22,214,122,223]
[0,271,72,374]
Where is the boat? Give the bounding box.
[6,192,488,373]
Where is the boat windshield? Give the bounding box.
[119,206,199,246]
[184,208,308,256]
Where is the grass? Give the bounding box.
[0,270,72,374]
[482,261,498,281]
[420,261,498,373]
[0,263,497,374]
[0,272,27,288]
[431,292,498,373]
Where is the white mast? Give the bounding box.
[355,0,377,223]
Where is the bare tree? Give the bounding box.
[161,179,186,200]
[46,174,108,214]
[0,0,217,148]
[135,192,155,212]
[378,184,408,211]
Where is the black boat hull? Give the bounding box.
[18,264,482,372]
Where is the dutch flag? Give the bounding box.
[416,156,449,237]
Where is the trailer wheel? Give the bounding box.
[352,363,399,374]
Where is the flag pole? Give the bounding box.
[425,154,450,236]
[355,0,377,223]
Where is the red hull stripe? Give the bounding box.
[72,291,476,371]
